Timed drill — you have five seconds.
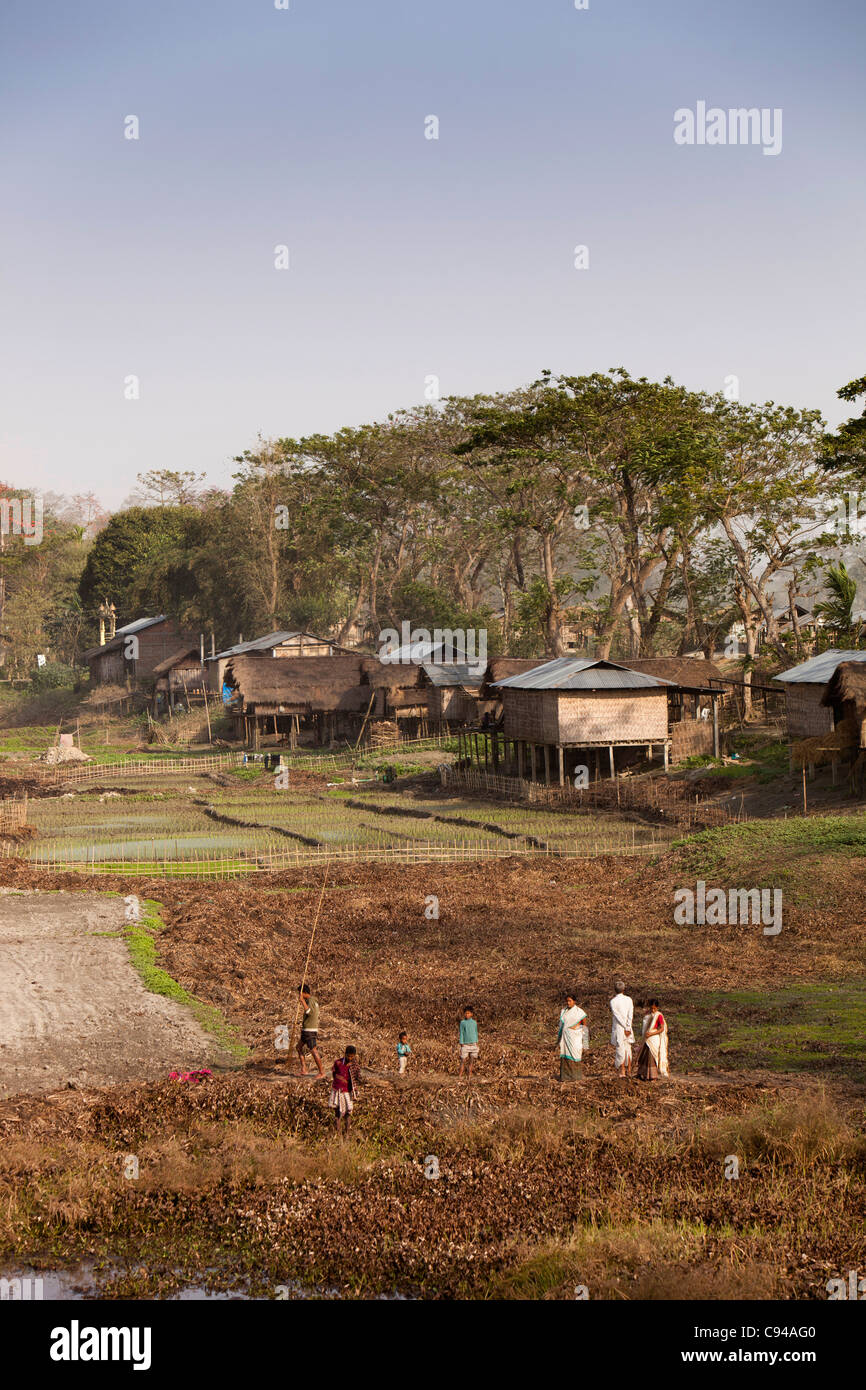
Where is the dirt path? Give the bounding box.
[0,890,218,1098]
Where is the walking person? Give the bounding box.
[296,983,324,1078]
[609,979,635,1078]
[396,1031,412,1075]
[329,1044,361,1136]
[635,999,670,1081]
[457,1006,479,1079]
[555,992,588,1083]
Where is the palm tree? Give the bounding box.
[814,561,862,646]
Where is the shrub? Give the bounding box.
[29,661,77,692]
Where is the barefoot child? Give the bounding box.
[457,1005,479,1079]
[296,984,324,1078]
[396,1031,411,1075]
[329,1045,361,1136]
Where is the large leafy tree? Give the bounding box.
[456,370,723,656]
[821,375,866,475]
[77,506,195,628]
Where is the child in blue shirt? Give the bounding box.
[396,1031,412,1075]
[458,1006,479,1078]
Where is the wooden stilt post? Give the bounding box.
[608,744,615,779]
[558,745,565,786]
[544,744,551,785]
[518,741,524,780]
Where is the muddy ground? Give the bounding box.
[0,890,220,1098]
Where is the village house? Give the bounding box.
[205,630,359,694]
[86,616,199,687]
[150,647,207,715]
[223,652,368,746]
[487,656,676,784]
[358,655,430,736]
[620,658,725,760]
[774,649,866,739]
[419,661,487,728]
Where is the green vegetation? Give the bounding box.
[125,899,248,1058]
[676,983,866,1082]
[672,811,866,886]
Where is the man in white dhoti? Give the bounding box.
[609,979,634,1078]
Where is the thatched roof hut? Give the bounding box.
[359,655,429,716]
[619,657,726,691]
[225,653,367,715]
[821,660,866,748]
[152,646,203,683]
[478,658,548,701]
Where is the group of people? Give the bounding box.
[291,981,668,1132]
[556,980,670,1083]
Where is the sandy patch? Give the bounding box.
[0,890,217,1097]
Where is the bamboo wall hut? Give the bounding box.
[359,656,431,735]
[151,647,206,714]
[420,661,486,726]
[620,658,724,759]
[774,649,866,739]
[484,657,675,783]
[224,653,367,746]
[206,630,359,694]
[86,616,198,687]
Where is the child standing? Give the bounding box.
[329,1045,361,1137]
[457,1005,479,1079]
[396,1031,412,1075]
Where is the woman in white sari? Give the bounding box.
[636,998,669,1080]
[555,992,588,1083]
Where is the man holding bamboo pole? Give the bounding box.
[296,983,325,1077]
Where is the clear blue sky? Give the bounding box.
[2,0,863,506]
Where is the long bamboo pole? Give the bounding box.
[287,862,331,1063]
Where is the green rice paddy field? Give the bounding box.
[18,764,677,870]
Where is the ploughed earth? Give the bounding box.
[0,846,864,1299]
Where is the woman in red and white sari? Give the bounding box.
[636,999,669,1080]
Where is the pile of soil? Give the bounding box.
[40,745,91,766]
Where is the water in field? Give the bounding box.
[33,834,258,863]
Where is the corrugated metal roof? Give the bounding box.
[422,661,486,688]
[116,614,169,637]
[492,657,674,691]
[211,630,342,660]
[85,614,170,658]
[379,639,447,664]
[774,649,866,684]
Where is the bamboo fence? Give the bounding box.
[450,765,737,828]
[25,751,246,788]
[1,832,663,877]
[0,798,29,833]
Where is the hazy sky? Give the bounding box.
[2,0,863,507]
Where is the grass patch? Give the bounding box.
[672,812,866,882]
[125,899,249,1059]
[675,982,866,1081]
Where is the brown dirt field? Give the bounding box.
[0,852,863,1299]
